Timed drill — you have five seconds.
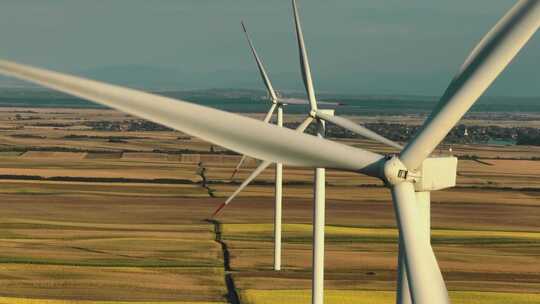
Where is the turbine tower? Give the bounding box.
[0,1,537,303]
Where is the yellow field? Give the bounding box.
[223,223,540,243]
[240,290,540,304]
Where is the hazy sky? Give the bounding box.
[1,0,539,96]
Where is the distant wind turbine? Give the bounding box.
[226,20,318,271]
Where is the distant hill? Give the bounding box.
[0,87,538,114]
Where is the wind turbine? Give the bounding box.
[291,3,403,302]
[215,1,403,302]
[230,20,294,271]
[0,1,537,304]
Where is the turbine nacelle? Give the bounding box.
[382,156,457,192]
[314,109,334,119]
[414,156,457,192]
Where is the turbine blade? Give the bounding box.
[391,182,449,304]
[315,110,402,149]
[231,104,276,180]
[292,0,318,111]
[297,116,314,133]
[262,103,277,123]
[0,60,384,177]
[213,160,272,217]
[400,0,540,170]
[230,154,249,180]
[242,21,278,101]
[219,116,315,215]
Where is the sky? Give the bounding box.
[0,0,539,97]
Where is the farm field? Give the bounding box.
[0,108,537,303]
[0,195,226,303]
[240,290,540,304]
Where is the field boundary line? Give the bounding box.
[206,219,240,304]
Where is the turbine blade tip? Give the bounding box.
[211,202,227,218]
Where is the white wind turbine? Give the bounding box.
[227,20,297,271]
[0,1,537,303]
[215,2,403,302]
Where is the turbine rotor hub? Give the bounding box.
[382,156,414,186]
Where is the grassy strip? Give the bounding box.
[223,224,540,244]
[240,290,540,304]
